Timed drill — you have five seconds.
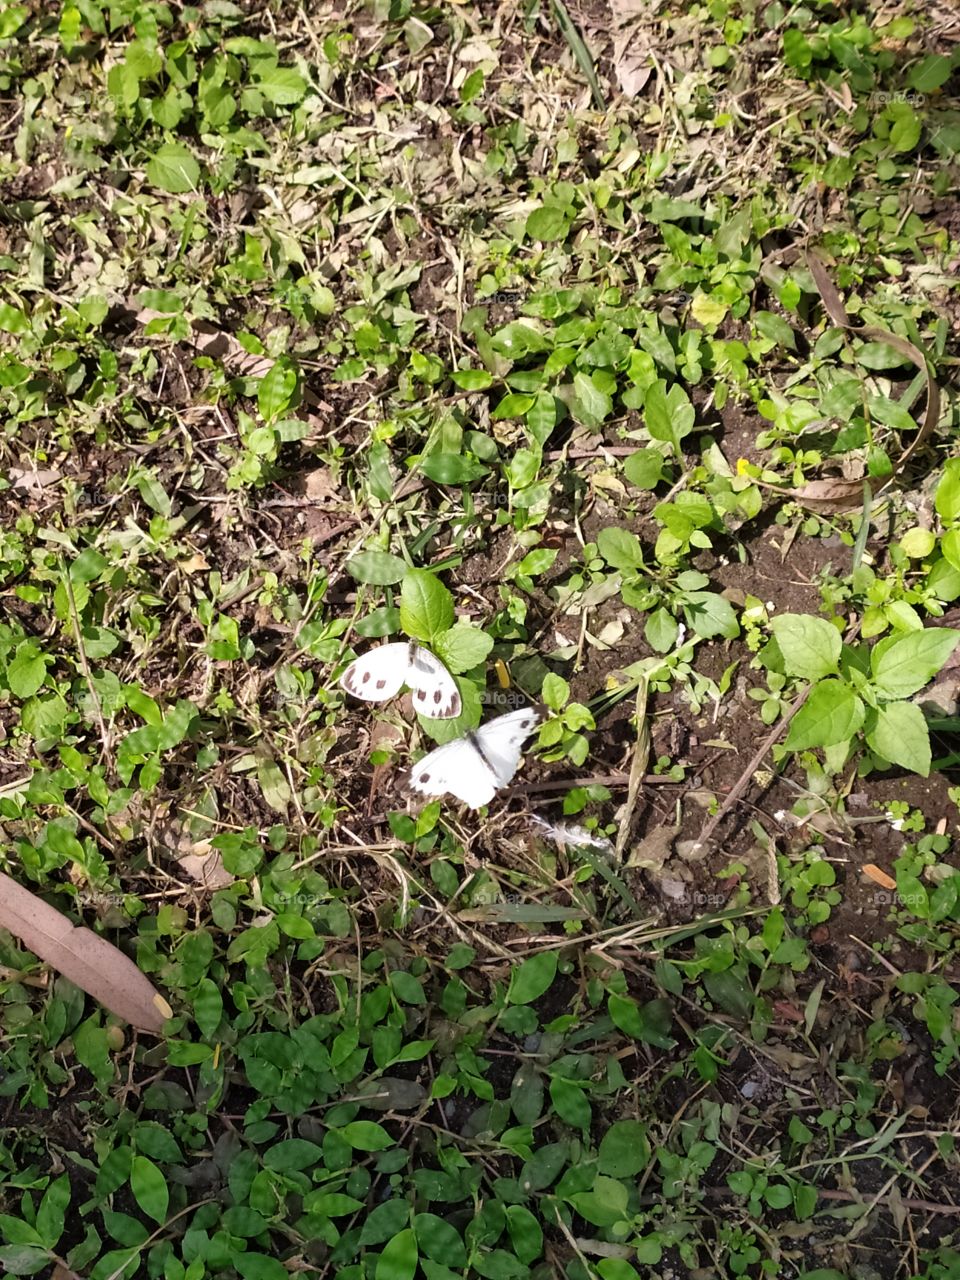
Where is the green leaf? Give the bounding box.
[935,459,960,523]
[235,1256,290,1280]
[597,1262,642,1280]
[644,380,695,455]
[865,700,931,776]
[504,1205,543,1264]
[36,1174,70,1248]
[608,994,675,1048]
[785,680,865,750]
[7,641,46,698]
[549,1076,591,1129]
[145,143,201,193]
[506,951,559,1004]
[909,54,951,92]
[572,371,612,427]
[0,302,30,334]
[525,206,568,241]
[871,629,960,699]
[376,1228,418,1280]
[389,970,426,1005]
[434,623,493,674]
[252,63,307,105]
[623,447,664,490]
[682,592,739,641]
[419,453,487,485]
[264,1139,324,1171]
[347,551,407,586]
[770,614,841,680]
[450,369,493,390]
[130,1155,168,1224]
[598,1120,650,1176]
[258,358,298,421]
[597,526,643,570]
[414,1214,466,1266]
[400,569,454,642]
[340,1121,394,1151]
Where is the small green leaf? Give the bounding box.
[434,623,492,674]
[419,454,487,485]
[598,1120,650,1176]
[7,641,46,698]
[400,569,454,642]
[130,1155,168,1224]
[376,1228,418,1280]
[347,551,408,586]
[145,143,201,193]
[340,1121,394,1151]
[608,994,675,1048]
[506,951,559,1004]
[264,1139,324,1172]
[258,358,298,421]
[525,206,568,241]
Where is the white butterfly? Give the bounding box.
[407,708,541,809]
[340,641,461,719]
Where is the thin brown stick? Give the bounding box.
[694,684,812,852]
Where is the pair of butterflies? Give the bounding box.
[339,640,539,809]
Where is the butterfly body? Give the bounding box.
[340,641,461,719]
[407,708,541,808]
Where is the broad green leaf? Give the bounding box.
[419,453,487,485]
[263,1139,324,1171]
[572,371,612,426]
[770,614,841,680]
[597,1262,642,1280]
[608,994,675,1048]
[0,302,30,334]
[389,970,426,1004]
[597,526,643,570]
[936,459,960,523]
[682,592,739,641]
[7,641,46,697]
[450,369,493,390]
[340,1121,394,1151]
[785,680,865,750]
[526,206,568,241]
[434,623,492,674]
[504,1205,543,1264]
[346,551,407,586]
[400,569,454,642]
[549,1076,591,1129]
[865,700,931,776]
[252,63,307,105]
[870,628,960,699]
[258,358,298,420]
[909,54,951,92]
[376,1228,418,1280]
[145,143,201,193]
[235,1256,290,1280]
[623,447,664,490]
[414,1214,466,1267]
[506,951,558,1004]
[598,1120,650,1177]
[130,1155,168,1224]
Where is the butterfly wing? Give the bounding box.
[339,642,411,702]
[472,709,541,787]
[407,739,498,809]
[407,708,540,809]
[406,647,461,720]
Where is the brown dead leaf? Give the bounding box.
[0,872,171,1033]
[9,467,62,493]
[610,0,653,97]
[862,863,897,891]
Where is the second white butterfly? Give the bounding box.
[340,641,461,719]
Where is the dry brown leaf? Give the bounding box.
[0,872,171,1033]
[51,1264,84,1280]
[610,0,653,97]
[862,863,897,891]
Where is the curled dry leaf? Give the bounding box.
[784,250,941,512]
[610,0,653,97]
[0,872,171,1034]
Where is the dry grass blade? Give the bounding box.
[0,872,171,1034]
[615,675,650,858]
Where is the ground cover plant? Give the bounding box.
[1,0,960,1277]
